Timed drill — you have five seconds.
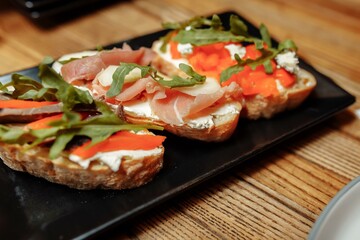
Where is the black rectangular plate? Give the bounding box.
[0,11,355,239]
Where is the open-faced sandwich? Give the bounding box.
[0,61,166,190]
[151,14,317,119]
[52,44,242,142]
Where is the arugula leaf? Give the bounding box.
[0,98,163,159]
[106,62,206,96]
[3,61,93,112]
[162,15,213,30]
[229,15,249,37]
[0,82,11,94]
[0,127,27,144]
[173,28,250,46]
[153,63,206,88]
[210,14,223,30]
[107,63,152,98]
[160,31,175,53]
[220,48,277,83]
[58,57,82,65]
[49,130,78,159]
[259,23,272,48]
[3,73,57,101]
[162,14,253,47]
[38,63,93,110]
[263,59,274,74]
[220,65,243,83]
[161,13,299,83]
[278,39,298,51]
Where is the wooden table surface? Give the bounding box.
[1,0,359,239]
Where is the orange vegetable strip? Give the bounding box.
[25,114,64,130]
[0,99,58,109]
[169,41,182,59]
[275,68,296,87]
[71,131,166,159]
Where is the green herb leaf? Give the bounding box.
[159,31,175,53]
[0,98,163,159]
[49,130,77,159]
[259,23,272,48]
[0,82,12,94]
[220,65,243,83]
[58,58,82,65]
[278,39,298,51]
[247,49,276,70]
[0,127,26,143]
[254,39,265,50]
[96,45,103,51]
[173,28,250,46]
[42,56,54,65]
[6,73,58,101]
[107,63,152,98]
[263,59,274,74]
[162,22,182,30]
[220,48,277,82]
[210,14,222,30]
[38,63,93,110]
[229,14,248,36]
[153,63,206,88]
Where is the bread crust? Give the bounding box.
[242,69,317,119]
[123,101,241,142]
[0,143,164,190]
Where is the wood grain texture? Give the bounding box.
[1,0,359,239]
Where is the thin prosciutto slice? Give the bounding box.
[149,86,232,126]
[115,77,154,102]
[61,45,155,83]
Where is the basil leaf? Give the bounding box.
[259,23,272,48]
[107,63,152,98]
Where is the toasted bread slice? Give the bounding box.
[0,142,164,190]
[120,100,241,142]
[242,69,316,119]
[52,50,242,142]
[151,48,316,120]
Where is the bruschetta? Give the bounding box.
[151,14,317,119]
[53,44,242,142]
[0,64,166,190]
